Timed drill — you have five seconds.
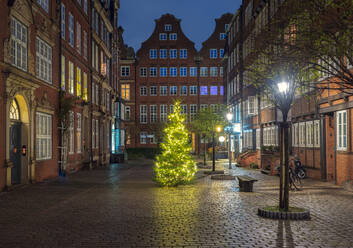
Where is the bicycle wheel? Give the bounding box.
[295,174,303,190]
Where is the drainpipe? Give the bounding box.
[320,114,327,181]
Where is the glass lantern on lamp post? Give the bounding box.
[212,125,222,172]
[226,113,234,169]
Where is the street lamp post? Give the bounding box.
[212,126,222,172]
[226,113,233,169]
[194,56,203,157]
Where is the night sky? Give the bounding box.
[118,0,241,52]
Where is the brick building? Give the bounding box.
[123,13,232,151]
[0,0,121,192]
[225,0,353,185]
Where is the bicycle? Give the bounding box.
[289,166,302,190]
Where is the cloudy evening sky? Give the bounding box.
[118,0,241,52]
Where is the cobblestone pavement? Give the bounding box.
[1,160,353,248]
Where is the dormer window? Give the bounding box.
[165,24,172,31]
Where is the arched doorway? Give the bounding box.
[9,98,22,184]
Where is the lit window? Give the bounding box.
[9,99,20,120]
[69,61,74,94]
[220,86,224,95]
[210,49,217,58]
[159,33,167,40]
[220,33,226,40]
[180,49,187,59]
[170,67,177,77]
[165,24,172,31]
[149,49,157,59]
[76,67,81,97]
[200,67,208,77]
[180,67,187,77]
[83,72,88,101]
[210,86,218,95]
[160,49,167,59]
[140,86,147,96]
[180,86,188,96]
[220,49,224,58]
[190,67,197,77]
[36,112,52,160]
[150,86,157,96]
[140,67,147,77]
[150,67,157,77]
[160,86,168,96]
[200,86,208,95]
[170,49,177,59]
[190,86,197,95]
[61,56,65,90]
[121,84,130,100]
[160,67,168,77]
[169,33,177,40]
[170,86,177,96]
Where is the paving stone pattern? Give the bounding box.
[0,160,353,248]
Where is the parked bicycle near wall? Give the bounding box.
[275,156,304,190]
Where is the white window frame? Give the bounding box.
[36,37,52,83]
[68,12,74,47]
[190,85,197,95]
[140,105,147,124]
[11,18,27,71]
[299,122,306,147]
[337,110,347,151]
[180,67,187,77]
[36,112,52,160]
[160,104,168,122]
[256,129,260,149]
[170,67,177,77]
[150,105,157,123]
[160,49,167,59]
[210,67,218,77]
[140,132,147,144]
[170,49,177,59]
[248,96,256,115]
[160,86,168,96]
[200,67,208,77]
[140,67,147,77]
[160,67,168,77]
[180,86,188,96]
[149,49,157,59]
[164,24,172,31]
[76,22,81,54]
[210,49,217,58]
[150,86,157,96]
[313,120,320,148]
[190,104,197,121]
[150,67,157,77]
[169,33,177,40]
[190,67,197,77]
[170,86,177,96]
[306,121,314,147]
[121,66,130,77]
[140,86,147,96]
[180,49,187,59]
[159,33,167,40]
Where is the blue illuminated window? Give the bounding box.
[200,86,208,95]
[170,49,177,59]
[170,86,177,96]
[220,86,224,95]
[160,86,168,96]
[210,49,217,58]
[210,86,218,95]
[159,33,167,40]
[160,67,168,77]
[220,49,224,58]
[180,49,187,59]
[169,33,177,40]
[150,49,157,59]
[190,67,197,77]
[165,24,172,31]
[180,67,187,77]
[220,33,226,40]
[160,49,167,59]
[170,67,177,77]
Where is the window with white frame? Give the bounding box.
[170,86,177,96]
[165,24,172,31]
[200,86,208,95]
[140,86,147,96]
[220,33,226,40]
[170,49,177,59]
[140,105,147,124]
[160,67,168,77]
[159,33,167,40]
[149,133,157,144]
[170,67,177,77]
[11,18,27,71]
[190,104,197,121]
[220,67,223,77]
[121,66,130,76]
[200,104,208,111]
[150,86,157,96]
[190,86,197,95]
[61,4,65,39]
[256,129,260,149]
[160,49,167,58]
[210,86,218,95]
[180,49,187,59]
[292,123,299,147]
[76,113,82,153]
[306,121,313,147]
[210,49,218,58]
[68,13,74,47]
[210,104,217,112]
[180,67,187,77]
[76,22,81,54]
[160,105,168,122]
[170,105,174,114]
[220,49,224,58]
[160,86,168,96]
[169,33,177,40]
[337,110,347,150]
[150,67,157,77]
[140,67,147,77]
[313,120,320,147]
[61,56,65,90]
[180,86,187,96]
[36,112,52,160]
[36,38,52,83]
[210,67,218,77]
[200,67,208,77]
[150,105,157,123]
[149,49,157,59]
[190,67,197,77]
[69,111,74,154]
[181,104,187,115]
[299,122,306,147]
[248,96,256,115]
[37,0,49,12]
[140,132,147,144]
[83,30,87,60]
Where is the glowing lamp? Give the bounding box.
[226,113,233,121]
[219,136,225,142]
[277,81,289,93]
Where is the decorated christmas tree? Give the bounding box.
[154,101,197,186]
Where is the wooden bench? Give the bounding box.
[237,175,258,192]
